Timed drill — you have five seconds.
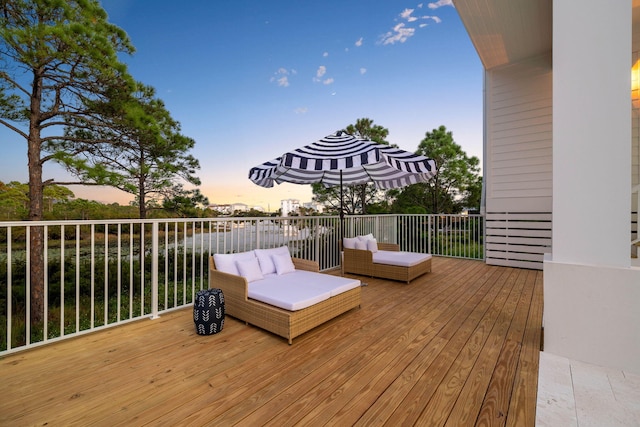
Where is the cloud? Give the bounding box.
[428,0,454,9]
[312,66,334,85]
[379,22,416,45]
[323,51,329,57]
[378,5,446,45]
[270,68,294,87]
[355,37,363,47]
[360,68,367,75]
[400,8,418,22]
[294,107,308,114]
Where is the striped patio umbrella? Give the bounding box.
[249,131,437,190]
[249,130,437,240]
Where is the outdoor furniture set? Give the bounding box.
[209,246,362,344]
[207,238,432,343]
[342,234,432,284]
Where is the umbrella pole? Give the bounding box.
[339,170,347,278]
[340,170,344,243]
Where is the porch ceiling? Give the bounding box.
[455,0,640,70]
[452,0,552,70]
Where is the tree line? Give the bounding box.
[0,181,220,220]
[312,119,482,216]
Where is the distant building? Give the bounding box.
[209,203,232,214]
[303,201,324,214]
[209,203,250,215]
[231,203,248,213]
[280,199,300,217]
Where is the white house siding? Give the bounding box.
[485,54,553,269]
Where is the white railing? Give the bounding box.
[0,214,484,354]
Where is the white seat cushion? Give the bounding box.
[372,251,432,267]
[248,271,361,311]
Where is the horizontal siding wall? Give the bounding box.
[485,54,553,268]
[485,212,551,270]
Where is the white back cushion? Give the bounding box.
[357,233,375,241]
[343,237,358,249]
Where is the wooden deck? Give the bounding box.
[0,257,543,426]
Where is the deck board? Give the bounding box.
[0,257,543,426]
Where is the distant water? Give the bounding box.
[166,224,324,254]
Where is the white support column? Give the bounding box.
[553,0,630,267]
[545,0,640,374]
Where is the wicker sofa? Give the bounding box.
[343,241,432,284]
[209,251,361,344]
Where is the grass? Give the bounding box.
[1,275,200,352]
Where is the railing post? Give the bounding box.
[26,226,30,345]
[314,216,320,266]
[7,227,12,351]
[428,215,432,254]
[151,221,160,319]
[256,218,261,249]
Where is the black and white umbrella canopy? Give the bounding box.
[249,131,437,189]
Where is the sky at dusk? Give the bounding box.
[1,0,483,212]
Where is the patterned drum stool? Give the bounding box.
[193,288,225,335]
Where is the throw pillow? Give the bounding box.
[273,253,296,275]
[213,252,256,276]
[343,237,358,249]
[357,233,375,241]
[255,246,290,275]
[354,240,367,250]
[367,239,378,253]
[236,257,264,282]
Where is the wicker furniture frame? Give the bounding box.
[343,242,432,284]
[209,257,361,344]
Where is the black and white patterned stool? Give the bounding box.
[193,288,225,335]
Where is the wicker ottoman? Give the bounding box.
[193,288,225,335]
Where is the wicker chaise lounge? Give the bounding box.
[209,256,361,344]
[343,241,432,284]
